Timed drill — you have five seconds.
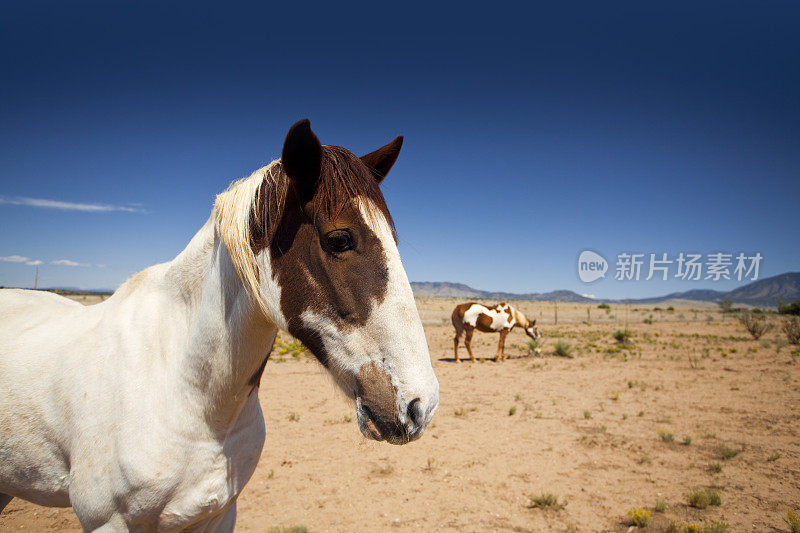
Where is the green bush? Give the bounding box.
[553,340,573,358]
[598,303,610,309]
[687,491,710,509]
[779,300,800,316]
[668,521,728,533]
[783,317,800,345]
[738,311,772,340]
[528,492,565,510]
[527,338,541,353]
[687,490,721,509]
[613,329,633,344]
[786,509,800,533]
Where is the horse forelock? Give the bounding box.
[313,145,396,240]
[213,147,396,323]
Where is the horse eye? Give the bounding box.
[325,229,355,252]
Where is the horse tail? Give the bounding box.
[451,305,465,337]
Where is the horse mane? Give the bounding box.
[512,306,529,327]
[212,147,395,317]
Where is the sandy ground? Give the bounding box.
[2,299,798,532]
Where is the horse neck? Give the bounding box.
[164,218,277,430]
[513,308,528,327]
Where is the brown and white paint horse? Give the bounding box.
[0,120,438,531]
[451,302,539,362]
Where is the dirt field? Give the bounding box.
[2,298,799,531]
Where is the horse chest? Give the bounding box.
[69,394,266,530]
[153,399,266,528]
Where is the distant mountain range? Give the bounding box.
[411,272,800,308]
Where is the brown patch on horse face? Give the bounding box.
[257,148,392,367]
[356,361,401,440]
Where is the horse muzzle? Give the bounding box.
[356,395,437,445]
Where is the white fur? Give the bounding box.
[463,303,515,330]
[0,218,272,531]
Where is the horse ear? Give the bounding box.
[361,135,403,184]
[282,119,322,195]
[531,319,536,326]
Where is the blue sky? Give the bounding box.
[1,2,798,298]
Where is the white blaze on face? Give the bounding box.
[299,198,438,442]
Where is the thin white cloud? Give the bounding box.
[2,255,102,268]
[0,255,45,266]
[0,255,32,263]
[51,259,92,267]
[0,196,147,213]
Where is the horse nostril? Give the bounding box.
[407,398,423,427]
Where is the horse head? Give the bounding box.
[245,119,439,444]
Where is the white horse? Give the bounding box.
[0,120,439,531]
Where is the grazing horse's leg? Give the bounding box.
[497,329,509,361]
[451,309,464,362]
[0,493,12,514]
[464,327,475,362]
[452,323,463,362]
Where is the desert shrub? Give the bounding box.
[779,300,800,316]
[687,490,721,509]
[717,300,733,313]
[738,311,772,340]
[527,338,541,353]
[786,509,800,533]
[598,303,610,309]
[707,462,722,473]
[553,340,573,358]
[528,492,565,510]
[783,317,800,345]
[643,317,654,324]
[613,329,633,344]
[667,306,675,312]
[655,499,667,512]
[687,491,710,509]
[626,508,651,527]
[658,429,675,442]
[719,444,744,460]
[668,521,728,533]
[371,461,394,475]
[682,436,692,445]
[508,406,517,416]
[268,527,308,533]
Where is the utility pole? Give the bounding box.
[34,266,39,290]
[554,300,558,325]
